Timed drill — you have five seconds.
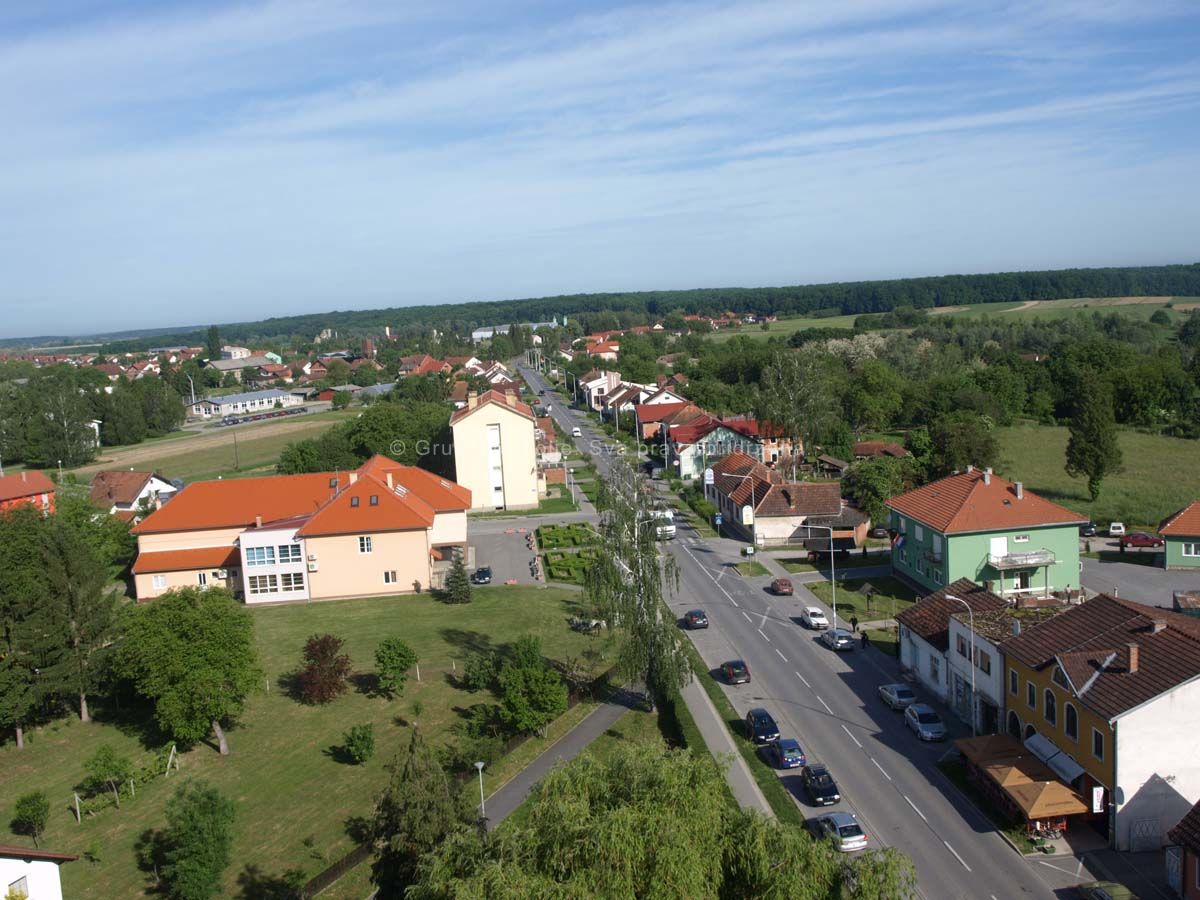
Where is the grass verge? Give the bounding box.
[778,553,890,574]
[735,560,770,577]
[865,626,899,657]
[808,575,917,621]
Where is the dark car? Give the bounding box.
[801,764,841,806]
[745,708,780,745]
[766,738,806,769]
[471,566,493,585]
[722,660,751,685]
[684,609,709,629]
[1120,532,1164,549]
[1079,522,1098,537]
[869,526,890,539]
[771,577,794,596]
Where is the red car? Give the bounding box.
[1120,532,1164,549]
[771,577,794,595]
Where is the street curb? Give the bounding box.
[932,762,1027,858]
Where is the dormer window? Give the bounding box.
[1052,666,1069,689]
[329,477,338,488]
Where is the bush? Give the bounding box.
[296,634,352,704]
[462,651,498,692]
[343,724,376,765]
[84,744,135,807]
[12,791,49,847]
[375,638,418,698]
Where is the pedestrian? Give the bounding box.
[850,615,859,633]
[861,631,869,649]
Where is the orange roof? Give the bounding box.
[132,545,240,574]
[357,455,471,511]
[0,470,56,502]
[1160,500,1200,537]
[448,389,535,425]
[298,473,433,536]
[133,472,345,534]
[886,468,1085,534]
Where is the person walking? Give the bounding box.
[849,615,859,633]
[860,631,870,650]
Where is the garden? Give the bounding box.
[807,575,918,621]
[536,522,599,550]
[544,548,601,584]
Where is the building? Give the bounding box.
[220,345,252,360]
[704,451,842,546]
[886,466,1086,599]
[1160,500,1200,569]
[130,455,470,603]
[578,369,623,411]
[89,470,178,521]
[0,471,56,515]
[204,356,278,382]
[0,844,77,900]
[1169,800,1200,900]
[854,441,909,459]
[449,390,539,511]
[189,389,303,418]
[1002,594,1200,850]
[634,401,695,441]
[664,416,767,480]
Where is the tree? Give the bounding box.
[842,457,913,525]
[330,390,351,410]
[115,587,261,755]
[295,634,352,705]
[926,411,999,479]
[755,349,840,479]
[342,723,375,764]
[496,636,568,736]
[325,359,352,385]
[11,791,50,848]
[0,656,36,750]
[85,744,135,808]
[53,485,137,574]
[844,359,903,436]
[371,727,472,893]
[155,781,236,900]
[1066,383,1124,502]
[374,638,418,699]
[206,326,221,361]
[442,555,471,604]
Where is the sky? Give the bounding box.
[1,0,1199,339]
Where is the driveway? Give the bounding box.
[467,518,545,586]
[1081,556,1200,609]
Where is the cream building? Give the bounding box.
[450,389,539,511]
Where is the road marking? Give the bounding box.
[741,610,752,623]
[840,724,862,748]
[943,841,971,872]
[794,671,810,687]
[816,695,833,714]
[759,611,768,629]
[870,757,892,781]
[903,795,928,822]
[775,648,788,662]
[730,597,740,607]
[757,628,770,643]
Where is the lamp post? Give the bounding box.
[804,523,838,630]
[718,472,758,550]
[945,594,977,737]
[474,761,487,823]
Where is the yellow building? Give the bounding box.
[449,389,539,511]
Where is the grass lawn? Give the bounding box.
[808,575,918,622]
[1,587,613,899]
[865,626,900,658]
[996,422,1200,526]
[778,552,890,574]
[735,560,770,577]
[470,493,580,518]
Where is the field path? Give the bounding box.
[1004,300,1040,313]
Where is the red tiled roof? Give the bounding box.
[298,473,434,536]
[895,579,1009,653]
[634,402,692,424]
[665,414,723,446]
[886,468,1085,534]
[448,389,535,425]
[1169,800,1200,854]
[1160,500,1200,537]
[0,470,56,503]
[357,455,471,511]
[132,545,240,574]
[0,844,78,864]
[710,451,841,517]
[90,470,154,506]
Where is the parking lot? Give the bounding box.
[468,517,553,586]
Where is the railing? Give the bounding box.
[987,549,1055,570]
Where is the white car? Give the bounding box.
[1108,522,1126,537]
[811,811,868,852]
[571,427,583,438]
[799,606,829,629]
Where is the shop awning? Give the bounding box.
[1024,733,1085,783]
[957,734,1089,822]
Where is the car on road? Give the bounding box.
[877,683,917,710]
[571,426,582,438]
[1108,522,1126,537]
[745,708,780,745]
[799,606,829,629]
[810,811,868,852]
[905,703,947,741]
[722,660,751,684]
[766,737,807,769]
[819,628,856,651]
[770,577,794,595]
[471,566,492,585]
[1075,881,1138,900]
[1079,522,1098,537]
[1120,532,1163,549]
[800,764,841,806]
[683,609,709,629]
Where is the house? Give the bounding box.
[1001,594,1200,850]
[302,360,328,380]
[444,356,480,372]
[1168,800,1200,900]
[601,383,654,427]
[704,451,842,546]
[130,455,470,602]
[634,401,696,442]
[586,341,620,362]
[204,356,278,382]
[0,844,77,900]
[664,416,767,480]
[189,389,303,418]
[579,370,623,411]
[535,416,560,464]
[359,382,397,400]
[89,471,178,521]
[886,466,1086,599]
[399,354,450,377]
[316,385,363,402]
[221,346,252,360]
[449,390,539,511]
[448,380,470,408]
[854,441,909,459]
[1160,500,1200,569]
[0,470,56,515]
[92,363,125,381]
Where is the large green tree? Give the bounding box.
[151,780,237,900]
[926,411,999,479]
[1066,382,1124,502]
[205,325,222,361]
[842,457,914,525]
[115,587,261,754]
[755,349,840,478]
[496,636,568,736]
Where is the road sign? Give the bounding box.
[714,513,723,526]
[703,467,714,486]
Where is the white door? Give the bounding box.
[989,536,1008,559]
[487,424,505,508]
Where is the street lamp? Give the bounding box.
[474,761,487,823]
[945,594,977,737]
[804,523,838,631]
[718,472,758,550]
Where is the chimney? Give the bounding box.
[966,465,974,474]
[386,472,394,490]
[504,392,516,406]
[467,391,478,409]
[1015,481,1024,499]
[1127,642,1139,674]
[1151,619,1167,634]
[255,515,262,528]
[983,468,991,485]
[348,472,358,485]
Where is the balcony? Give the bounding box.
[987,549,1055,570]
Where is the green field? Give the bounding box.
[996,422,1200,526]
[1,587,612,898]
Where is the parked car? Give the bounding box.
[1079,522,1098,537]
[820,628,856,651]
[869,526,890,539]
[722,660,751,684]
[799,606,829,629]
[770,577,794,596]
[1120,532,1163,549]
[571,426,583,438]
[878,683,917,710]
[683,609,709,629]
[905,703,947,741]
[1108,522,1126,537]
[766,738,806,769]
[744,708,780,745]
[801,764,841,806]
[1076,881,1138,900]
[471,566,492,585]
[810,811,868,852]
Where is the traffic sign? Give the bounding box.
[714,513,723,526]
[703,467,714,486]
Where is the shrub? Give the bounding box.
[296,634,352,704]
[462,651,498,692]
[375,638,418,699]
[343,724,376,765]
[11,791,49,847]
[84,745,136,808]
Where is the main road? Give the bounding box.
[519,364,1070,900]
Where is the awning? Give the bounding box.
[957,734,1089,822]
[1024,732,1058,763]
[1025,733,1086,783]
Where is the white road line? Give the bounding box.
[794,671,810,687]
[870,757,892,781]
[775,648,788,662]
[943,841,972,872]
[816,695,833,714]
[741,610,752,623]
[757,628,770,643]
[840,724,862,748]
[759,611,768,629]
[903,795,928,822]
[730,597,740,607]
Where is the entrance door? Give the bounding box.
[1008,711,1021,738]
[1017,570,1032,590]
[981,700,999,735]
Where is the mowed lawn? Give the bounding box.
[996,423,1200,527]
[1,587,612,899]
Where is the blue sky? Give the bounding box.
[2,0,1199,338]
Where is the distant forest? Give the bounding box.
[18,262,1200,351]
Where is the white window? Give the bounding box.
[248,574,279,595]
[153,575,167,590]
[246,546,276,566]
[8,876,28,899]
[359,536,373,554]
[197,572,207,586]
[278,544,302,563]
[928,655,940,682]
[384,570,398,584]
[280,572,304,591]
[1183,543,1200,558]
[1013,534,1030,543]
[976,649,991,675]
[898,516,906,534]
[932,533,943,556]
[914,524,924,541]
[1092,727,1105,761]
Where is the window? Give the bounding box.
[248,574,279,595]
[1044,689,1056,726]
[351,496,360,507]
[928,655,940,682]
[1183,543,1200,558]
[1065,703,1078,741]
[246,546,276,566]
[358,536,373,554]
[278,544,302,563]
[153,575,167,590]
[1027,682,1036,710]
[197,572,207,586]
[370,494,379,506]
[1092,728,1105,761]
[932,533,943,554]
[914,524,924,541]
[7,876,28,899]
[1052,666,1069,688]
[384,570,398,584]
[1013,533,1030,543]
[976,648,991,675]
[1010,669,1019,695]
[956,634,968,658]
[898,516,906,534]
[280,572,305,591]
[899,549,908,564]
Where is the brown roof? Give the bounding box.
[449,381,469,402]
[1002,594,1200,720]
[634,402,694,424]
[886,468,1085,534]
[1160,500,1200,537]
[132,545,241,574]
[448,389,535,425]
[90,470,155,506]
[0,844,78,864]
[855,441,909,458]
[0,470,56,502]
[1169,799,1200,854]
[710,451,842,518]
[895,579,1008,652]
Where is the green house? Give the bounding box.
[885,466,1086,600]
[1160,500,1200,569]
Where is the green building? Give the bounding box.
[1160,500,1200,569]
[886,466,1086,600]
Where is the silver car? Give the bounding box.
[811,811,868,852]
[905,703,947,741]
[800,606,829,629]
[820,628,855,651]
[878,683,916,710]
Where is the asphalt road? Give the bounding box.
[519,363,1093,899]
